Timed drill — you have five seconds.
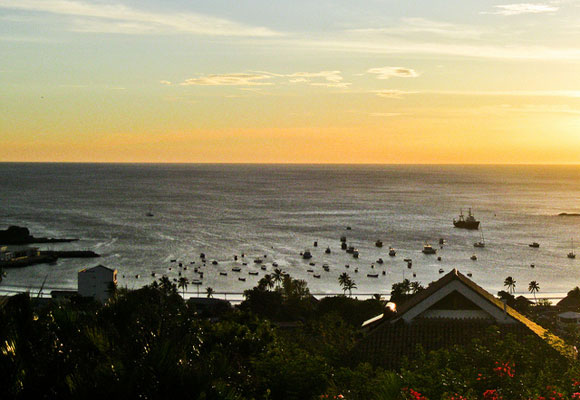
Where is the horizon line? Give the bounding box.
[1,161,580,166]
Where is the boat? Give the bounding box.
[474,227,485,248]
[354,268,359,273]
[367,273,379,278]
[272,262,278,267]
[146,210,154,217]
[232,267,241,272]
[261,265,267,270]
[375,240,383,248]
[467,272,472,277]
[439,238,445,245]
[307,269,314,273]
[568,239,576,259]
[341,242,347,250]
[403,258,412,262]
[309,262,315,266]
[313,274,321,279]
[453,208,480,230]
[302,250,312,259]
[389,247,396,257]
[325,247,331,254]
[422,244,437,254]
[352,250,359,258]
[313,241,318,247]
[377,258,384,264]
[323,264,330,271]
[238,277,246,282]
[254,258,263,264]
[346,246,355,254]
[219,272,227,276]
[249,271,259,275]
[470,254,477,260]
[439,268,444,274]
[340,236,347,242]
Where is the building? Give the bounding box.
[78,265,117,303]
[356,269,570,368]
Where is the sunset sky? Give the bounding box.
[1,0,579,163]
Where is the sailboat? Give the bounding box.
[568,238,576,259]
[474,226,485,248]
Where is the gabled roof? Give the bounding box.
[79,264,116,273]
[362,269,571,357]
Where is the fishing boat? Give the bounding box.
[422,244,437,254]
[529,242,540,248]
[325,247,331,254]
[453,208,480,230]
[389,247,396,257]
[367,273,379,278]
[375,240,383,248]
[474,227,485,248]
[232,267,241,272]
[323,264,330,271]
[376,258,384,264]
[249,271,259,276]
[302,250,312,259]
[313,274,321,279]
[352,250,359,258]
[568,239,576,259]
[254,258,263,264]
[471,254,477,260]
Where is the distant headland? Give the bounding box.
[0,225,78,245]
[557,213,580,217]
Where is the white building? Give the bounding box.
[78,265,117,303]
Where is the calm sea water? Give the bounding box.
[1,163,579,298]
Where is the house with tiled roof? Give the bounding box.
[356,269,572,369]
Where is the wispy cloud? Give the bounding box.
[483,3,559,16]
[177,70,350,88]
[160,80,172,86]
[369,112,404,117]
[372,90,418,98]
[180,73,273,86]
[0,0,280,36]
[367,67,419,79]
[349,18,485,39]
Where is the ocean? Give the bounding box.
[1,163,579,299]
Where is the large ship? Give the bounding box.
[453,208,480,230]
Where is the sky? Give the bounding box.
[1,0,580,164]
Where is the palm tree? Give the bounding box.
[206,286,214,298]
[272,268,284,288]
[528,281,540,302]
[345,278,357,297]
[178,277,189,297]
[410,281,423,294]
[338,272,351,295]
[504,276,516,294]
[258,274,275,291]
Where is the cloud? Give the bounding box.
[286,70,344,83]
[367,67,419,79]
[180,73,273,86]
[483,3,559,16]
[160,80,172,86]
[369,112,403,117]
[373,90,418,98]
[349,18,485,39]
[0,0,280,36]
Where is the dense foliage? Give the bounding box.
[0,276,578,400]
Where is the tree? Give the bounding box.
[206,286,214,298]
[504,276,516,294]
[177,277,189,297]
[528,280,540,302]
[258,274,274,291]
[344,279,357,297]
[410,281,423,294]
[338,272,351,295]
[272,268,284,288]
